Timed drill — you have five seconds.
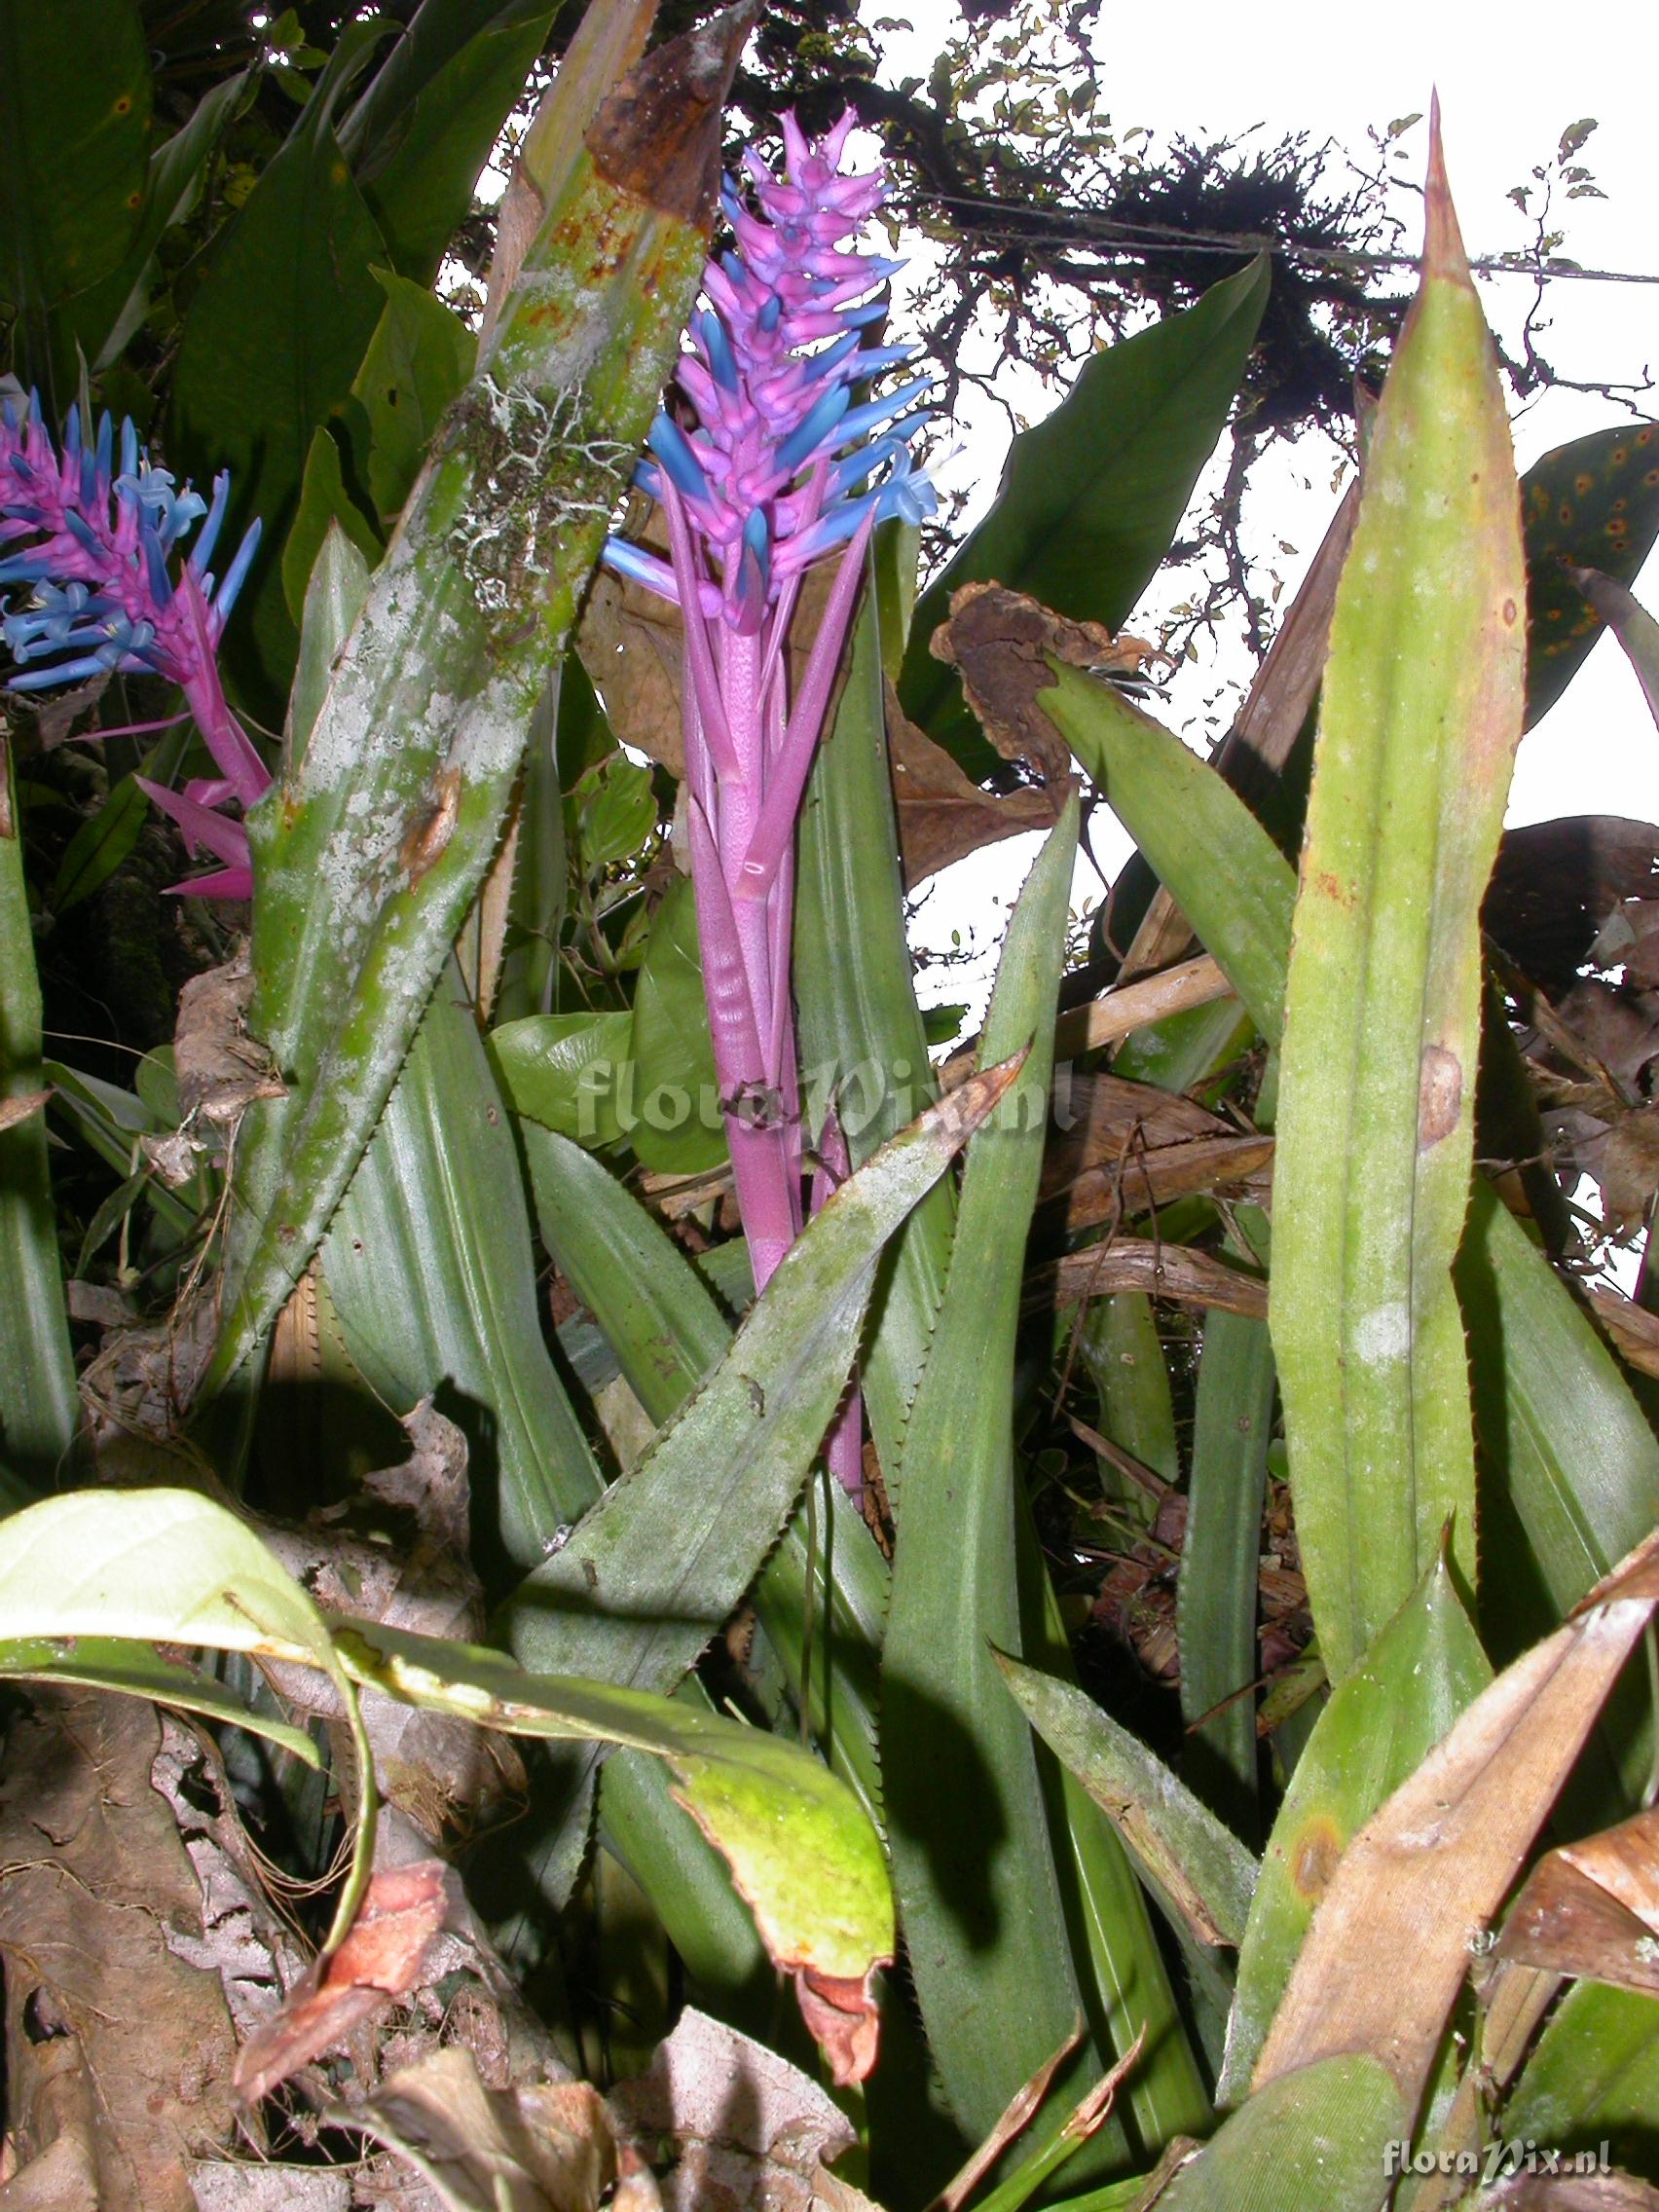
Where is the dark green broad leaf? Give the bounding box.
[0,0,151,331]
[350,268,476,525]
[169,31,391,706]
[629,874,724,1174]
[282,426,385,623]
[340,0,557,286]
[492,1010,633,1145]
[899,256,1270,772]
[1523,420,1659,728]
[0,747,79,1485]
[59,67,249,375]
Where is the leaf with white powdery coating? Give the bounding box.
[201,10,753,1402]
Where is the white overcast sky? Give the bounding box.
[854,0,1659,1008]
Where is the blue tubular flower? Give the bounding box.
[0,394,266,898]
[603,108,938,636]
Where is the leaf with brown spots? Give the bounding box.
[1523,421,1659,730]
[1270,111,1528,1677]
[1252,1531,1659,2106]
[1219,1547,1491,2101]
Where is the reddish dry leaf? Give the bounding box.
[792,1965,881,2088]
[1495,1809,1659,1995]
[233,1862,452,2104]
[1253,1530,1659,2105]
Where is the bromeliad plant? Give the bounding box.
[604,112,936,1487]
[6,8,1659,2210]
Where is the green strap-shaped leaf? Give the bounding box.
[1043,642,1659,1793]
[900,258,1269,773]
[322,974,605,1585]
[794,571,954,1456]
[1502,1980,1659,2152]
[202,17,744,1398]
[996,1652,1258,1953]
[340,0,560,287]
[1270,133,1526,1677]
[500,1063,1012,1692]
[1218,1551,1490,2103]
[1178,1300,1275,1837]
[521,1126,887,1827]
[0,745,77,1486]
[1040,667,1292,1041]
[1152,2053,1404,2212]
[0,1636,319,1766]
[884,799,1107,2138]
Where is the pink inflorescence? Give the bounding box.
[0,392,266,899]
[603,112,937,1496]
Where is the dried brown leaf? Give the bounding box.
[172,949,284,1127]
[1488,817,1659,997]
[610,2008,857,2212]
[1495,1808,1659,1994]
[1586,1286,1659,1379]
[341,2046,617,2212]
[1253,1530,1659,2105]
[0,1087,47,1133]
[0,1690,239,2211]
[1039,1071,1272,1231]
[1035,1239,1269,1320]
[888,679,1062,885]
[929,579,1119,785]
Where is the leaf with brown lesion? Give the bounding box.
[1252,1530,1659,2107]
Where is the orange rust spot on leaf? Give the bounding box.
[1501,598,1518,626]
[1291,1815,1345,1902]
